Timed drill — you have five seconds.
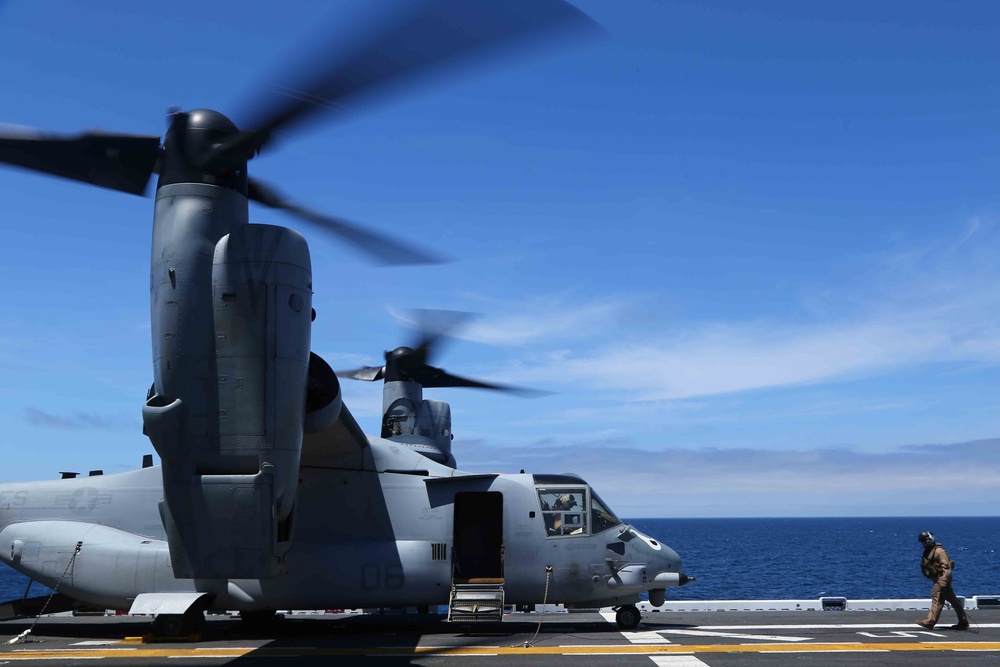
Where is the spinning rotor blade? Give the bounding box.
[0,128,161,195]
[0,1,600,273]
[209,0,600,164]
[408,309,476,362]
[248,178,442,266]
[337,308,548,396]
[419,367,547,397]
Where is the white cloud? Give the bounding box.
[459,438,1000,517]
[466,220,1000,401]
[540,313,998,401]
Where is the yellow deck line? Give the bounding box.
[2,642,1000,659]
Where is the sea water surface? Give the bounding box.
[631,516,1000,601]
[1,516,997,603]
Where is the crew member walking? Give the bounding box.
[915,531,969,630]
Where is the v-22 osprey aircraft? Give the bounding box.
[0,0,692,635]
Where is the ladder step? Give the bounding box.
[448,583,504,622]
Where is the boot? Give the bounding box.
[915,619,935,629]
[952,617,970,631]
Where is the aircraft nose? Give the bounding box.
[662,543,681,568]
[654,544,684,579]
[621,525,695,587]
[650,544,695,599]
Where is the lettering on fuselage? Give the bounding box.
[0,491,27,508]
[418,508,444,522]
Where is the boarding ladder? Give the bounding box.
[447,580,505,623]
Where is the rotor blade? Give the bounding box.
[248,177,443,266]
[407,309,477,361]
[220,0,599,160]
[419,366,549,397]
[336,365,386,382]
[0,127,161,195]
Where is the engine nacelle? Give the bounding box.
[300,352,370,468]
[143,188,311,580]
[421,399,454,459]
[381,382,455,466]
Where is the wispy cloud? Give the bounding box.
[390,296,635,347]
[463,299,629,346]
[24,407,117,430]
[463,220,1000,402]
[459,437,1000,517]
[517,313,998,401]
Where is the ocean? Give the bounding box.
[630,516,1000,601]
[1,517,997,603]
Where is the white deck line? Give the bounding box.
[626,595,1000,613]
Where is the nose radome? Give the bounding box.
[633,532,688,583]
[630,527,680,563]
[660,543,680,566]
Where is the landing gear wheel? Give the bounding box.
[152,614,186,637]
[240,610,278,628]
[240,610,277,623]
[152,610,205,638]
[616,604,641,630]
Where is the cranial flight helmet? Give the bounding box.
[918,531,935,546]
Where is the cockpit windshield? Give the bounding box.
[590,490,621,534]
[537,486,622,538]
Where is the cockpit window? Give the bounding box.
[537,488,588,537]
[590,491,621,534]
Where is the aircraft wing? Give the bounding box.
[299,351,374,469]
[300,395,373,470]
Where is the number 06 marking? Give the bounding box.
[362,564,405,590]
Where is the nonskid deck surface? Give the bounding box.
[0,610,998,666]
[0,610,1000,667]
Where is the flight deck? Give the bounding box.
[1,604,999,667]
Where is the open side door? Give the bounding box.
[448,491,504,622]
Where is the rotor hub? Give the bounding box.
[158,108,248,194]
[183,108,239,133]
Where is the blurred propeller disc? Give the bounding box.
[0,0,600,267]
[337,309,549,397]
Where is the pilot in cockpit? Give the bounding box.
[543,493,583,535]
[553,493,577,512]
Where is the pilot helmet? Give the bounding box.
[918,531,935,546]
[558,493,577,508]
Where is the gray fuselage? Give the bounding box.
[0,437,684,612]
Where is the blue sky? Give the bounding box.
[1,1,999,517]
